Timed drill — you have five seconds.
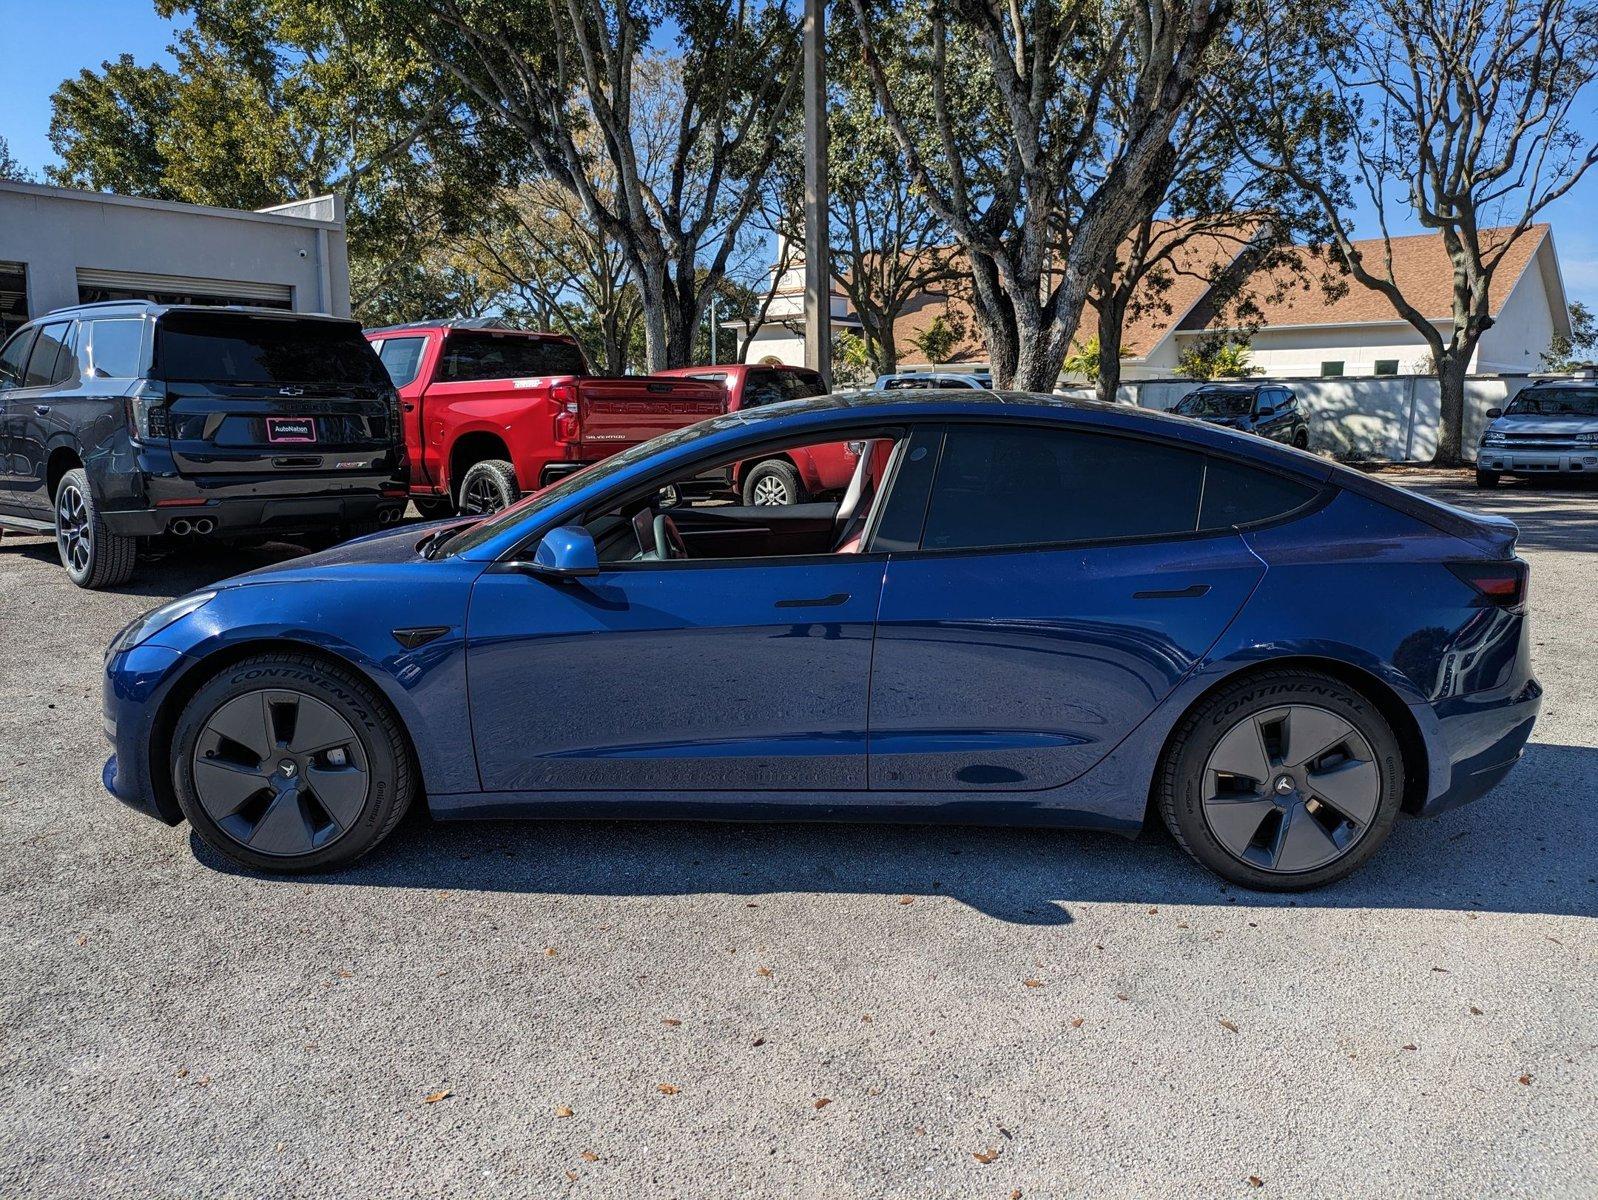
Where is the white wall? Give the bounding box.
[0,180,350,318]
[1120,373,1536,462]
[1475,245,1559,374]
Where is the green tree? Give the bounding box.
[1540,301,1598,372]
[907,314,966,366]
[46,1,514,322]
[0,135,37,182]
[831,331,875,387]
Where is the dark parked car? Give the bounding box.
[103,391,1537,890]
[0,303,408,587]
[1173,383,1310,448]
[1476,378,1598,487]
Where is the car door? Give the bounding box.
[8,320,76,512]
[373,334,432,484]
[1256,388,1290,442]
[465,520,887,795]
[0,326,38,515]
[867,422,1266,792]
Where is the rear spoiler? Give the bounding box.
[1333,469,1519,559]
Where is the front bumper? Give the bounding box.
[102,642,193,825]
[1478,446,1598,474]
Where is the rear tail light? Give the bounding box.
[384,388,402,443]
[551,382,580,444]
[1447,560,1529,609]
[126,381,170,442]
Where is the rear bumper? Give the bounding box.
[1414,676,1542,816]
[1478,447,1598,474]
[102,471,407,536]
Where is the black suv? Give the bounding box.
[1171,382,1311,448]
[0,303,407,588]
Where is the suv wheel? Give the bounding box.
[458,460,519,515]
[743,459,807,506]
[171,653,414,872]
[54,468,136,589]
[1156,670,1404,891]
[1292,429,1309,449]
[1475,468,1502,489]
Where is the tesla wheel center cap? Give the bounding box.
[1274,775,1296,796]
[279,759,298,778]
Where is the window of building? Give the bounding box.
[920,425,1206,550]
[1320,361,1344,377]
[377,336,427,388]
[1373,359,1399,376]
[0,262,26,340]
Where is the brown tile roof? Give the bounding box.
[1183,225,1550,331]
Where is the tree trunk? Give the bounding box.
[1432,350,1470,467]
[1095,291,1128,405]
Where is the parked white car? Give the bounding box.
[1477,380,1598,487]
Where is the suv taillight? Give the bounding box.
[384,388,403,443]
[1447,560,1529,610]
[551,382,580,444]
[126,381,169,442]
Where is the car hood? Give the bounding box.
[220,518,469,589]
[1489,415,1598,435]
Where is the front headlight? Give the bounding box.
[108,591,216,655]
[1481,430,1507,446]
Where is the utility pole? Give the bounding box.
[802,0,831,389]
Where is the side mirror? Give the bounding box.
[530,525,599,577]
[1486,407,1504,419]
[1256,404,1275,417]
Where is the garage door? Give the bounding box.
[76,268,293,309]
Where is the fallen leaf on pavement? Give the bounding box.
[1248,1175,1264,1188]
[566,1171,578,1182]
[813,1097,832,1110]
[1023,979,1044,988]
[1469,1006,1483,1016]
[657,1084,679,1095]
[751,1037,765,1047]
[899,896,915,905]
[757,966,773,978]
[580,1151,600,1162]
[555,1106,574,1118]
[1402,1044,1417,1052]
[545,947,558,957]
[424,1089,452,1104]
[1115,992,1129,1002]
[1219,1019,1239,1034]
[1070,1017,1085,1028]
[973,1146,1001,1164]
[662,1018,682,1027]
[1518,1074,1532,1086]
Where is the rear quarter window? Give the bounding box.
[1199,458,1319,529]
[85,318,146,378]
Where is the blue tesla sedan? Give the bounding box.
[102,391,1540,890]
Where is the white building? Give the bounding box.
[0,179,351,339]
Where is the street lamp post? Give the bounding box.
[802,0,832,389]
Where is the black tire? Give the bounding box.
[413,495,455,519]
[457,459,519,515]
[742,458,808,506]
[171,652,414,872]
[1476,468,1502,489]
[53,468,136,589]
[1156,670,1404,891]
[1292,429,1309,449]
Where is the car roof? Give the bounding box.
[364,319,577,340]
[33,301,359,325]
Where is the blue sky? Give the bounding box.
[5,0,1598,318]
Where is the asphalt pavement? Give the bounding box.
[1,473,1593,1199]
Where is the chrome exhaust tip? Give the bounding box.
[170,519,192,536]
[194,518,215,535]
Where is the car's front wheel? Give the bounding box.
[1156,670,1404,890]
[171,653,414,872]
[54,468,136,589]
[1476,468,1502,489]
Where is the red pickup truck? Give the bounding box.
[654,363,848,505]
[366,321,726,515]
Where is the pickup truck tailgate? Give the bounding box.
[572,377,725,454]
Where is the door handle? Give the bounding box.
[34,405,50,416]
[402,402,416,411]
[775,592,851,608]
[1132,583,1211,600]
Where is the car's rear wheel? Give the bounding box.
[54,468,136,589]
[1156,670,1404,891]
[743,459,807,506]
[171,653,414,872]
[1476,468,1502,489]
[458,459,519,515]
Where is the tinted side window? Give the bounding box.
[377,336,427,387]
[24,322,73,387]
[741,369,789,408]
[921,425,1205,550]
[86,318,145,378]
[0,329,33,390]
[1199,458,1317,529]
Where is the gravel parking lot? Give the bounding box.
[1,474,1593,1199]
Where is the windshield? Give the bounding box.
[1175,389,1253,417]
[438,420,718,558]
[1505,388,1598,417]
[157,314,388,387]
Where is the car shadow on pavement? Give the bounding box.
[193,741,1598,925]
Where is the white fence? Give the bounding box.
[1114,374,1538,463]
